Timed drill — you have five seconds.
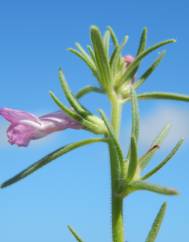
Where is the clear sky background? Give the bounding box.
[0,1,189,242]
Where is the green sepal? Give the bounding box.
[142,139,184,180]
[68,225,85,242]
[127,136,138,182]
[138,92,189,102]
[75,85,104,99]
[139,124,171,170]
[117,39,175,87]
[134,51,165,89]
[59,69,90,117]
[145,203,167,242]
[0,138,106,189]
[90,26,112,90]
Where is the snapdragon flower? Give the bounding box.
[0,108,82,147]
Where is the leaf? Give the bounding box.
[0,138,106,189]
[142,139,184,180]
[49,91,81,121]
[137,27,147,55]
[68,47,97,76]
[107,26,119,47]
[75,86,104,99]
[128,181,178,196]
[59,69,90,117]
[138,92,189,102]
[110,35,129,77]
[131,88,140,142]
[145,203,167,242]
[126,88,139,159]
[118,39,175,86]
[90,26,112,89]
[103,29,111,55]
[134,52,165,89]
[68,225,84,242]
[99,110,124,176]
[127,136,138,182]
[139,124,171,170]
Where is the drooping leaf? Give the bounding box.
[139,124,171,170]
[142,139,184,180]
[145,203,167,242]
[138,92,189,102]
[0,138,106,189]
[68,225,85,242]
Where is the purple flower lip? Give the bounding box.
[0,108,82,147]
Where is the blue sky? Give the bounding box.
[0,0,189,242]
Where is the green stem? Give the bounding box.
[109,94,124,242]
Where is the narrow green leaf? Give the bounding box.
[139,124,171,170]
[126,88,139,160]
[110,35,129,77]
[90,26,112,88]
[145,203,167,242]
[49,91,81,121]
[131,88,140,142]
[75,86,104,99]
[99,110,124,176]
[118,39,175,86]
[134,52,165,89]
[68,47,97,75]
[129,181,178,195]
[87,45,96,62]
[103,29,111,55]
[99,110,124,162]
[0,138,106,189]
[137,27,148,55]
[138,92,189,102]
[68,225,84,242]
[142,139,184,180]
[59,69,90,117]
[107,26,119,47]
[127,136,138,181]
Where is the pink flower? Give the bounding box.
[124,55,135,66]
[0,108,82,147]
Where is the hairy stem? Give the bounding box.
[109,94,124,242]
